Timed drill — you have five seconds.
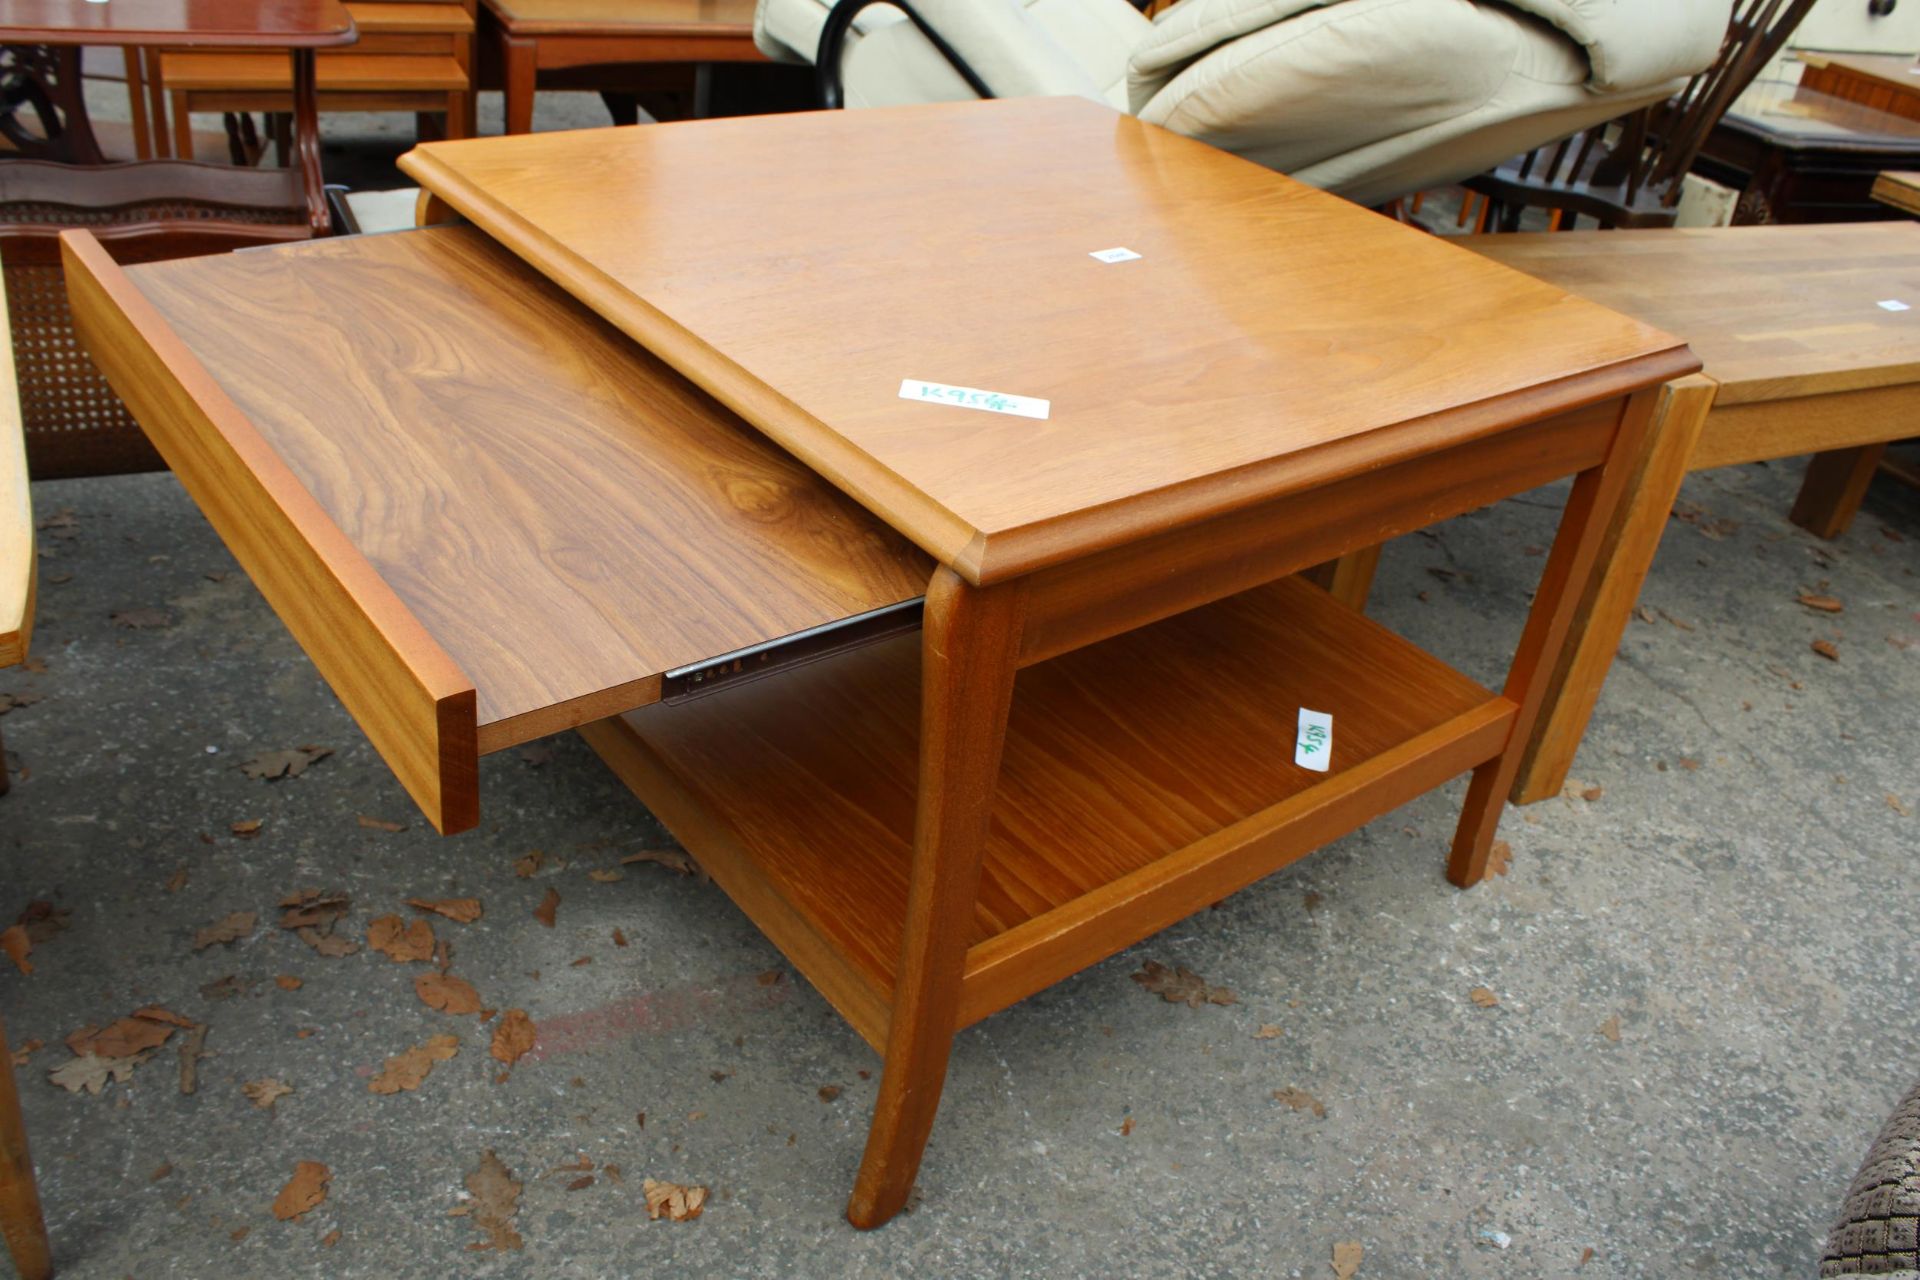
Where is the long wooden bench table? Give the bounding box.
[68,97,1694,1228]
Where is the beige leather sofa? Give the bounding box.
[755,0,1732,208]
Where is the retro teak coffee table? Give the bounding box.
[69,97,1694,1227]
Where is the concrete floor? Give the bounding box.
[6,89,1920,1280]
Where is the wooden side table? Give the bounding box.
[1458,222,1920,802]
[69,98,1694,1227]
[481,0,763,134]
[1694,77,1920,223]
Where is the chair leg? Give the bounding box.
[1510,376,1716,805]
[0,1015,51,1280]
[845,568,1027,1230]
[1448,380,1676,884]
[1789,443,1888,540]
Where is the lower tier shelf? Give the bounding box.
[580,575,1515,1048]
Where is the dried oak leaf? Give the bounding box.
[1581,785,1604,803]
[16,901,70,944]
[178,1024,208,1095]
[1273,1086,1328,1118]
[415,972,482,1016]
[1,924,31,975]
[0,691,43,716]
[192,911,256,951]
[278,889,350,931]
[111,607,172,630]
[298,926,359,958]
[512,850,546,879]
[1797,593,1844,613]
[9,1039,41,1066]
[1255,1024,1284,1040]
[1332,1239,1364,1279]
[642,1178,709,1222]
[229,819,263,840]
[1890,795,1914,818]
[532,888,560,929]
[367,914,435,963]
[490,1009,535,1066]
[1812,639,1840,662]
[238,745,332,781]
[1486,841,1513,878]
[612,928,628,948]
[369,1034,459,1094]
[48,1052,145,1094]
[1130,960,1237,1008]
[70,1009,189,1059]
[1598,1015,1622,1043]
[407,897,481,924]
[275,976,302,992]
[1468,986,1500,1008]
[271,1161,329,1221]
[356,814,406,833]
[163,867,188,894]
[464,1150,524,1252]
[621,849,706,882]
[244,1078,294,1111]
[587,869,624,883]
[565,1175,595,1192]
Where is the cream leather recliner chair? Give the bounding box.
[754,0,1732,208]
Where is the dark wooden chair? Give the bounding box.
[0,42,330,479]
[1467,0,1818,230]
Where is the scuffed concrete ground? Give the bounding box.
[2,442,1914,1279]
[6,81,1919,1280]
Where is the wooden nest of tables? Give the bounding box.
[66,97,1695,1227]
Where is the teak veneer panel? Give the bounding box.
[64,226,928,829]
[160,52,470,93]
[399,97,1694,582]
[588,575,1506,1046]
[483,0,755,34]
[1463,223,1920,405]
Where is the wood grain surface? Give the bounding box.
[1464,223,1920,404]
[484,0,754,34]
[65,229,480,833]
[125,226,929,750]
[0,267,32,670]
[596,574,1502,1028]
[0,0,355,46]
[401,97,1693,582]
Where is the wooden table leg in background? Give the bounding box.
[846,568,1028,1230]
[1448,381,1682,881]
[1303,542,1383,612]
[0,1014,51,1280]
[1789,442,1890,539]
[503,35,537,135]
[1509,376,1718,806]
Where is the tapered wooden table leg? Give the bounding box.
[1510,375,1717,805]
[1448,382,1672,886]
[1789,442,1889,540]
[503,36,537,136]
[0,1015,51,1280]
[1303,542,1384,612]
[846,567,1027,1230]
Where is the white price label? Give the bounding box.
[1879,299,1911,312]
[1090,247,1142,264]
[899,379,1050,420]
[1295,709,1333,772]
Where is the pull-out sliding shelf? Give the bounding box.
[62,226,932,832]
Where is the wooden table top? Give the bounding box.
[480,0,754,36]
[0,0,356,46]
[125,225,928,741]
[1720,78,1920,150]
[402,97,1693,584]
[1462,222,1920,405]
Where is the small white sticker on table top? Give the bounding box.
[899,379,1050,421]
[1879,299,1911,312]
[1090,247,1142,264]
[1295,708,1333,772]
